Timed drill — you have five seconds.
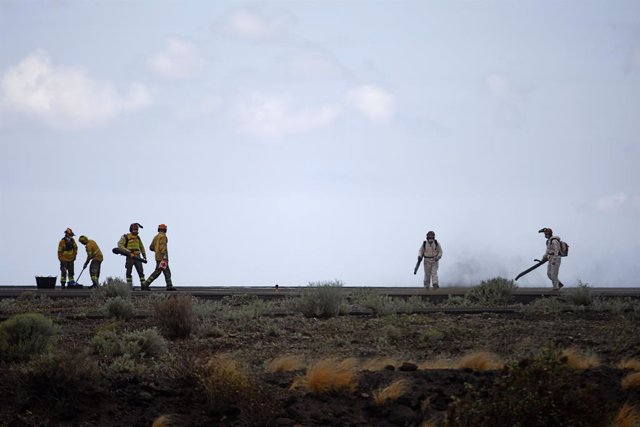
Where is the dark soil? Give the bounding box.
[1,297,639,427]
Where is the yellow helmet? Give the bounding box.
[79,235,88,244]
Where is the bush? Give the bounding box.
[0,313,57,362]
[564,282,593,306]
[154,295,195,339]
[446,348,607,427]
[197,355,251,409]
[359,291,410,316]
[466,277,516,306]
[104,296,134,320]
[101,277,131,298]
[92,327,167,360]
[297,280,344,318]
[14,349,100,415]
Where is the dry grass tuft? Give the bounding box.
[198,354,250,406]
[362,357,399,371]
[266,355,305,372]
[420,421,438,427]
[373,379,411,405]
[152,415,174,427]
[561,347,600,369]
[618,358,640,371]
[456,351,504,371]
[418,358,455,370]
[621,372,640,390]
[612,402,640,427]
[290,358,358,394]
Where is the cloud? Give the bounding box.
[484,72,525,127]
[225,9,293,41]
[596,192,627,212]
[235,94,341,138]
[0,50,150,130]
[147,38,204,79]
[345,85,395,122]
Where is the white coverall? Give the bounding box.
[419,240,443,288]
[543,236,562,289]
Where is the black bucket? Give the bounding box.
[35,276,57,289]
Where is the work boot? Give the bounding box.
[432,283,440,289]
[141,282,151,291]
[166,286,176,291]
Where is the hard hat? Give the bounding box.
[426,230,435,237]
[158,224,167,231]
[65,228,74,236]
[79,235,88,244]
[129,223,143,232]
[538,227,552,235]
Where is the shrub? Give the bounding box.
[91,327,167,359]
[564,282,593,306]
[360,292,410,316]
[446,348,605,427]
[613,402,640,427]
[154,295,195,339]
[197,355,251,409]
[104,296,134,320]
[266,355,305,372]
[522,297,569,315]
[0,313,57,362]
[456,351,504,371]
[296,280,344,318]
[291,358,358,394]
[373,379,411,405]
[465,277,516,306]
[561,347,600,369]
[14,349,100,415]
[101,277,131,298]
[622,372,640,390]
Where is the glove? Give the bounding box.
[159,259,168,270]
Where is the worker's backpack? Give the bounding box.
[551,237,569,257]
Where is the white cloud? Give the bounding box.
[235,94,341,138]
[345,85,395,122]
[596,192,627,212]
[147,38,204,79]
[0,50,150,130]
[225,10,292,41]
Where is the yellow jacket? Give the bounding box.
[58,237,78,262]
[118,233,146,258]
[84,240,104,262]
[150,232,168,262]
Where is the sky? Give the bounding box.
[0,0,639,287]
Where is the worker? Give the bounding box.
[57,228,78,288]
[79,235,103,288]
[142,223,174,291]
[117,223,147,288]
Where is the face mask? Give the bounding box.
[427,238,434,243]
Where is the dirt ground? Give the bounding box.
[1,294,639,427]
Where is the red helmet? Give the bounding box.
[158,224,167,232]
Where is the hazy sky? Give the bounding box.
[1,0,639,287]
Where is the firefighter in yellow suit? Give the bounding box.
[57,228,78,288]
[117,223,146,288]
[142,224,174,291]
[79,235,103,288]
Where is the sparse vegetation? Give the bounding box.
[197,354,251,409]
[0,312,57,362]
[456,351,504,371]
[613,402,640,427]
[618,358,640,371]
[564,281,593,306]
[266,355,305,372]
[561,347,600,369]
[296,280,345,318]
[104,296,134,319]
[465,277,516,306]
[101,276,131,298]
[373,379,411,405]
[291,358,358,394]
[622,372,640,390]
[154,294,195,339]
